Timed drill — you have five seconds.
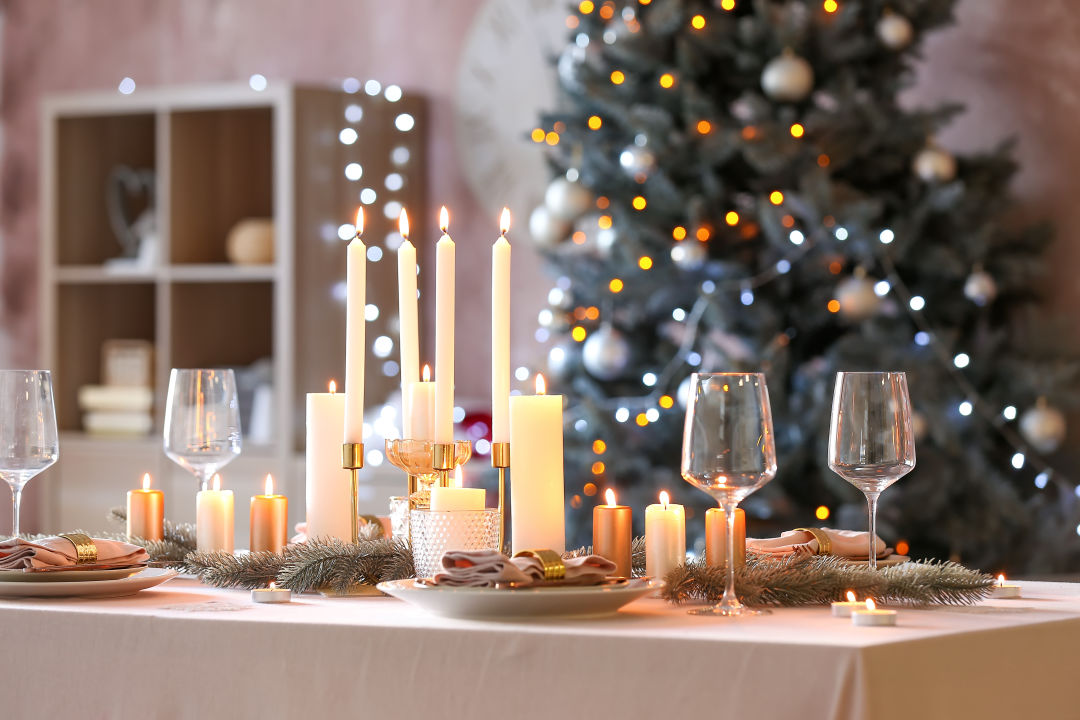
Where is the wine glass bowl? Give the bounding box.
[828,371,916,569]
[0,370,59,538]
[164,369,242,491]
[681,372,776,616]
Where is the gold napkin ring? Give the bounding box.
[794,528,832,556]
[513,549,566,582]
[58,533,98,565]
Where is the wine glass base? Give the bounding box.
[688,605,771,617]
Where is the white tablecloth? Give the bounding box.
[3,578,1078,720]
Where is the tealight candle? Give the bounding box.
[851,598,897,627]
[126,472,164,541]
[645,491,685,579]
[831,590,863,617]
[196,473,234,553]
[989,574,1021,599]
[251,581,292,604]
[250,474,288,553]
[593,489,632,578]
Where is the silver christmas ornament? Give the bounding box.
[582,324,632,380]
[913,146,957,183]
[761,52,814,103]
[1020,400,1067,454]
[544,177,594,221]
[670,241,707,270]
[963,269,998,306]
[877,12,914,50]
[528,204,571,248]
[836,270,882,320]
[619,145,656,177]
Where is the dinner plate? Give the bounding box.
[0,566,147,583]
[0,567,178,598]
[377,577,663,620]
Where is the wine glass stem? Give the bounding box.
[721,500,742,612]
[197,469,212,493]
[10,485,22,538]
[865,491,880,571]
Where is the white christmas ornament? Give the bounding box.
[761,52,814,103]
[528,205,571,248]
[544,177,594,220]
[877,12,914,50]
[913,146,957,183]
[1020,400,1067,454]
[963,268,998,306]
[836,270,882,320]
[671,241,708,270]
[582,324,632,380]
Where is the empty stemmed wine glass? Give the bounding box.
[681,372,777,616]
[0,370,59,538]
[828,371,916,570]
[164,369,242,491]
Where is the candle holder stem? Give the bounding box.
[491,442,510,554]
[342,443,365,544]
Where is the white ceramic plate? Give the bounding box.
[0,566,147,583]
[377,578,663,620]
[0,567,178,598]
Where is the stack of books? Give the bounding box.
[79,339,154,437]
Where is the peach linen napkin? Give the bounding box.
[748,528,897,560]
[0,536,149,570]
[433,549,617,587]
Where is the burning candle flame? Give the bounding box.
[997,574,1006,586]
[328,379,336,394]
[354,207,364,237]
[269,581,277,590]
[439,206,450,233]
[212,474,222,491]
[536,374,547,395]
[659,490,669,507]
[846,590,856,603]
[605,488,617,507]
[865,598,877,612]
[142,472,152,491]
[398,208,410,239]
[454,465,463,489]
[264,474,274,496]
[422,364,431,382]
[499,207,511,235]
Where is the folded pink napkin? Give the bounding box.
[749,528,893,560]
[432,550,617,587]
[0,536,149,570]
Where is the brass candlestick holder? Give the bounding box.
[341,442,365,544]
[491,442,509,552]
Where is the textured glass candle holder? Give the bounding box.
[410,508,502,579]
[389,496,410,540]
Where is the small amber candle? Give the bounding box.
[250,474,288,553]
[705,507,745,568]
[593,489,632,578]
[127,472,164,541]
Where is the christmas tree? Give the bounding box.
[531,0,1079,572]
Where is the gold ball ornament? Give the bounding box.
[836,270,882,320]
[225,218,275,265]
[544,177,594,221]
[761,51,814,103]
[877,12,914,50]
[913,146,957,183]
[528,204,571,248]
[1019,400,1067,454]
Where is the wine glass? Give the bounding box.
[681,372,777,616]
[0,370,59,538]
[164,369,242,491]
[828,371,916,570]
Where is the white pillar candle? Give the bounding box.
[397,209,420,435]
[343,208,366,444]
[196,474,234,553]
[429,466,486,512]
[509,374,565,554]
[831,591,863,617]
[645,491,685,579]
[434,207,455,444]
[851,598,897,626]
[491,208,511,444]
[405,366,436,441]
[305,381,353,541]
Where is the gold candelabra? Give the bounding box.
[491,442,509,552]
[341,442,365,544]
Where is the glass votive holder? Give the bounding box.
[410,508,502,579]
[389,496,410,540]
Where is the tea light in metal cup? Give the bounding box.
[989,574,1021,599]
[252,581,292,604]
[831,590,863,617]
[851,598,896,627]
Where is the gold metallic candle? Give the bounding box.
[126,472,164,541]
[593,489,632,578]
[705,507,746,568]
[250,474,288,553]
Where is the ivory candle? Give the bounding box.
[705,507,746,568]
[126,472,163,541]
[831,591,863,617]
[343,207,366,444]
[990,574,1022,599]
[851,598,897,627]
[434,207,455,444]
[593,489,632,578]
[509,374,565,554]
[645,491,685,579]
[250,473,288,553]
[491,208,511,444]
[397,209,420,436]
[429,466,486,512]
[196,474,234,553]
[405,365,436,441]
[306,381,353,541]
